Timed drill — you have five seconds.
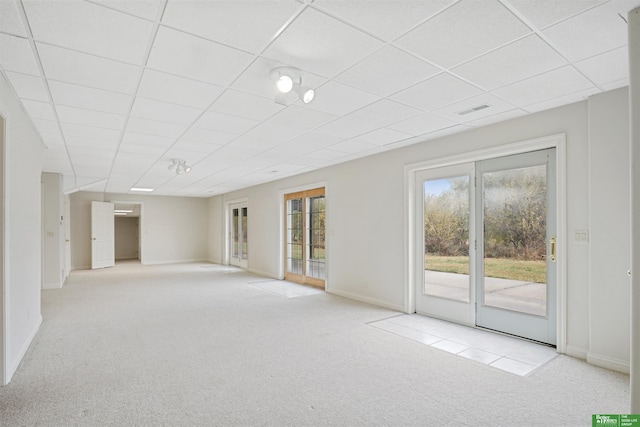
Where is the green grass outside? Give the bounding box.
[426,255,546,283]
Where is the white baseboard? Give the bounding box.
[42,281,62,290]
[6,315,42,385]
[328,288,404,312]
[564,344,588,360]
[587,351,630,374]
[247,268,278,279]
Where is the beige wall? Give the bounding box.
[70,192,209,269]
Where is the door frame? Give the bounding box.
[405,134,567,352]
[278,181,329,288]
[224,197,248,268]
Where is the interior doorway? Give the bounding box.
[113,203,142,264]
[414,149,557,345]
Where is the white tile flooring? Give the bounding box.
[370,314,557,376]
[249,279,324,298]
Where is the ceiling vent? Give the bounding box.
[457,104,490,116]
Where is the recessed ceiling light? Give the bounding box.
[114,209,133,213]
[130,187,154,192]
[457,104,490,116]
[114,212,128,216]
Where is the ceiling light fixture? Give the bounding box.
[270,67,315,105]
[130,187,154,192]
[168,159,192,175]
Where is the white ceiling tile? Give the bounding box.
[210,89,285,121]
[194,111,259,135]
[125,116,186,138]
[505,0,606,29]
[21,99,56,121]
[335,45,440,97]
[353,128,413,146]
[345,99,422,127]
[130,97,202,126]
[56,105,126,131]
[4,71,49,101]
[162,148,210,164]
[431,93,517,123]
[62,123,121,144]
[138,69,224,109]
[453,35,567,90]
[388,112,459,136]
[314,0,454,41]
[68,145,116,159]
[391,73,483,111]
[231,56,326,99]
[271,131,343,156]
[395,0,531,68]
[467,109,528,128]
[493,66,595,106]
[313,117,378,139]
[0,34,40,75]
[600,78,629,92]
[118,143,166,157]
[65,135,119,150]
[24,0,153,64]
[88,0,163,21]
[542,0,635,62]
[31,118,60,135]
[304,80,379,116]
[162,0,300,53]
[147,26,254,86]
[263,7,384,77]
[575,46,629,86]
[48,80,132,114]
[523,87,600,113]
[181,127,238,145]
[327,139,377,154]
[302,149,346,161]
[229,134,283,152]
[0,0,28,36]
[39,131,65,146]
[121,131,175,148]
[172,138,225,154]
[249,104,338,141]
[207,144,262,164]
[37,43,140,94]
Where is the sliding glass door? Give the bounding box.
[415,149,557,344]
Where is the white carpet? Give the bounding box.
[0,262,630,426]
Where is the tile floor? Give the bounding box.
[249,279,324,298]
[370,314,557,376]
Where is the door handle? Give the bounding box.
[549,236,557,262]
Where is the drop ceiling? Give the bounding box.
[0,0,637,197]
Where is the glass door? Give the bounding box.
[475,149,556,344]
[415,163,476,326]
[285,188,325,288]
[229,202,248,269]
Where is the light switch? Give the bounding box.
[573,230,588,244]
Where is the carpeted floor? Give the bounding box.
[0,262,630,426]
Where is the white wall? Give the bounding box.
[0,73,46,384]
[41,172,65,289]
[70,192,209,269]
[588,88,631,372]
[115,217,139,260]
[210,93,633,372]
[207,196,223,264]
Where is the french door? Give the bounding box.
[415,149,557,344]
[229,202,248,269]
[284,188,326,288]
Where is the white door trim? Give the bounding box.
[223,198,248,267]
[405,133,567,352]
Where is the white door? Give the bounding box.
[229,202,248,269]
[475,149,556,344]
[415,163,476,326]
[91,201,115,269]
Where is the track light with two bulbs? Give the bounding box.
[168,159,192,175]
[271,67,315,105]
